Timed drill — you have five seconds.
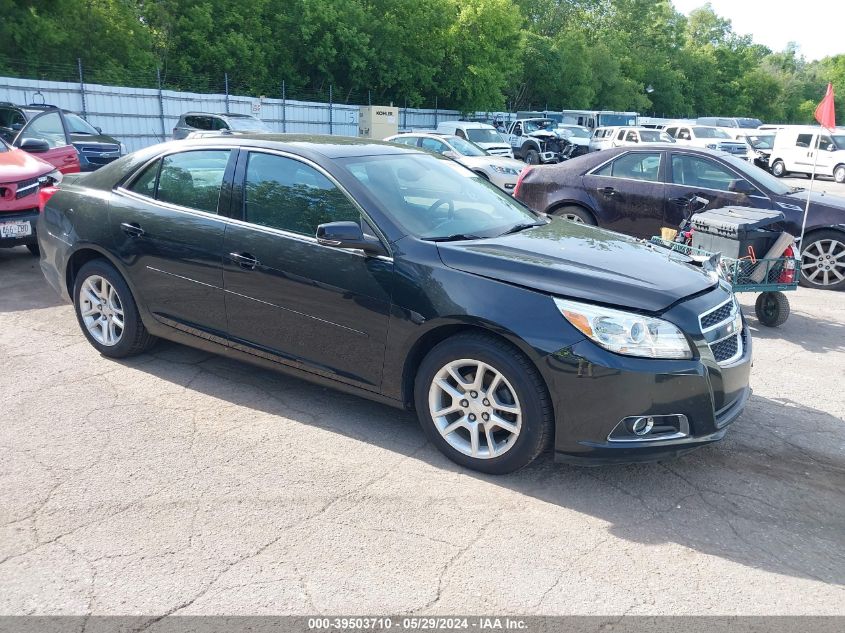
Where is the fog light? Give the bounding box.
[629,416,654,436]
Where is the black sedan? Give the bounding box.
[38,135,750,473]
[515,146,845,290]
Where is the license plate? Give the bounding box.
[0,221,32,239]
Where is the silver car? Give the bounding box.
[386,133,525,192]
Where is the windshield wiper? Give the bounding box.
[498,221,546,236]
[422,233,485,242]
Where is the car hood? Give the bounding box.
[436,219,718,313]
[0,146,54,182]
[784,189,845,212]
[69,133,121,147]
[459,156,524,171]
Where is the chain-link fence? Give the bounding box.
[0,58,527,152]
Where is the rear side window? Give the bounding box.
[796,134,813,148]
[185,116,212,130]
[128,150,230,213]
[243,152,360,236]
[595,152,661,182]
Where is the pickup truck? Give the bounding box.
[503,118,564,164]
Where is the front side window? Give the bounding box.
[21,111,67,148]
[244,152,360,236]
[693,127,730,139]
[671,154,749,192]
[466,128,505,144]
[156,150,230,213]
[595,152,661,182]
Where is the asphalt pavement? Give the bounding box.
[0,247,843,618]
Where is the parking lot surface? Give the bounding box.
[0,247,843,617]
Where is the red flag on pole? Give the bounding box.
[814,83,836,130]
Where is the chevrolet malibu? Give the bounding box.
[37,135,751,473]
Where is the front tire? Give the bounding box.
[771,160,787,177]
[73,259,157,358]
[524,149,540,165]
[834,164,845,184]
[414,333,553,474]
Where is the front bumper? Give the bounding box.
[540,289,752,464]
[0,209,39,248]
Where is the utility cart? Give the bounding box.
[650,237,799,327]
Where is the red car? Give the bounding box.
[0,137,63,254]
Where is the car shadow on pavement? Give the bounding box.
[0,248,66,313]
[745,309,845,354]
[118,341,845,589]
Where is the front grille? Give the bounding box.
[711,334,739,363]
[700,298,733,331]
[14,177,40,200]
[78,143,120,154]
[719,143,747,154]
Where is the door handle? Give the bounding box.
[600,186,617,197]
[120,222,144,237]
[230,252,259,270]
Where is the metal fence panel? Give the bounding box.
[1,75,502,153]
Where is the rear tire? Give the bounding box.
[552,205,596,225]
[755,292,790,327]
[73,259,157,358]
[771,160,787,177]
[414,333,553,474]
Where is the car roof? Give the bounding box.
[181,111,258,119]
[438,120,493,129]
[172,134,420,159]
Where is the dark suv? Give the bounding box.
[0,103,125,171]
[172,112,272,139]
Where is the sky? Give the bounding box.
[671,0,845,61]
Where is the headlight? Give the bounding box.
[553,297,693,359]
[489,164,520,175]
[38,169,63,186]
[120,142,127,155]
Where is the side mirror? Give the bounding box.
[18,138,50,153]
[442,150,459,160]
[828,145,837,152]
[95,126,102,134]
[728,179,756,195]
[316,221,387,256]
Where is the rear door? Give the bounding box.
[110,148,236,340]
[14,110,80,173]
[663,151,771,228]
[582,150,666,238]
[221,150,392,390]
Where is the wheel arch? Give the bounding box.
[545,200,598,223]
[400,322,552,414]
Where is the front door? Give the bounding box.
[663,152,771,228]
[110,148,235,340]
[582,150,665,238]
[15,110,79,174]
[222,150,392,391]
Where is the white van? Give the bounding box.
[435,121,512,157]
[769,126,845,183]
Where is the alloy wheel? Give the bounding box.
[801,238,845,287]
[428,359,522,459]
[561,213,585,223]
[78,275,125,346]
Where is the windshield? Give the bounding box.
[736,118,763,129]
[556,125,591,138]
[693,127,731,139]
[466,128,506,144]
[721,154,791,196]
[598,113,638,127]
[227,117,272,132]
[523,119,555,133]
[640,130,674,142]
[339,153,539,240]
[64,113,100,135]
[746,134,774,149]
[446,136,487,156]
